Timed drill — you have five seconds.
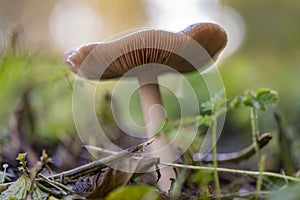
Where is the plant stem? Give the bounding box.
[212,115,221,198]
[159,162,300,183]
[250,107,263,195]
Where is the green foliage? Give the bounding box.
[201,101,212,112]
[0,48,74,140]
[201,90,227,116]
[267,184,300,200]
[0,175,48,200]
[16,153,28,173]
[106,186,162,200]
[196,115,211,127]
[229,88,280,194]
[230,88,279,111]
[16,153,27,164]
[256,88,279,106]
[191,170,213,186]
[0,50,31,119]
[220,0,300,127]
[229,96,241,109]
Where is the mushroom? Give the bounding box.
[64,23,227,191]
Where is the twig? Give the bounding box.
[51,138,154,183]
[38,174,73,195]
[159,162,300,183]
[215,190,271,200]
[35,181,66,197]
[194,133,272,163]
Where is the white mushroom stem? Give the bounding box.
[137,72,176,192]
[138,73,166,137]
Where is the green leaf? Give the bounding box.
[256,88,279,105]
[0,175,48,200]
[106,186,162,200]
[197,115,211,127]
[200,90,227,118]
[267,184,300,200]
[16,153,27,163]
[201,101,211,112]
[0,183,11,194]
[229,96,241,109]
[241,92,254,107]
[191,170,213,186]
[241,89,279,111]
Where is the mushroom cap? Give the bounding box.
[64,23,227,80]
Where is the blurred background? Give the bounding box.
[0,0,299,170]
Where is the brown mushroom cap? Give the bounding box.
[64,23,227,79]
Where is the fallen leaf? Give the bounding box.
[106,185,162,200]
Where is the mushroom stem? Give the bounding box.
[137,73,166,137]
[137,72,176,192]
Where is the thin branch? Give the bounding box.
[38,174,73,195]
[159,162,300,183]
[51,138,154,183]
[194,132,272,163]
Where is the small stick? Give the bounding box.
[51,139,154,183]
[160,162,300,183]
[194,132,272,163]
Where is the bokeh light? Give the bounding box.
[144,0,245,57]
[49,0,103,52]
